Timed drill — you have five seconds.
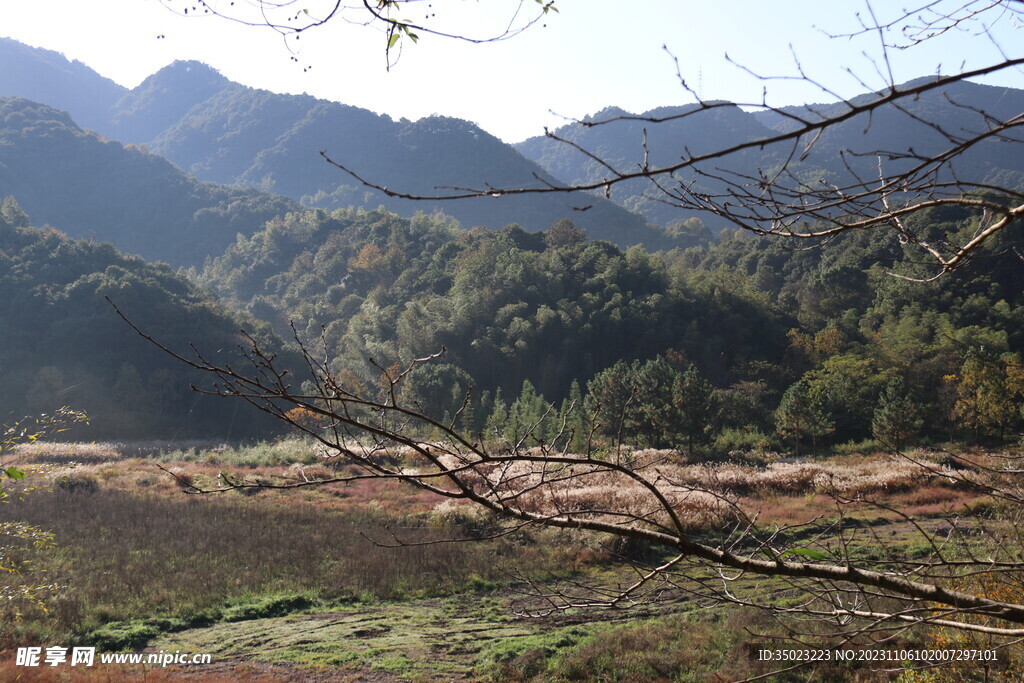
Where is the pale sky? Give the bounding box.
[2,0,1022,142]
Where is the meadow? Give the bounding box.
[1,438,1019,681]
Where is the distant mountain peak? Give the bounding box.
[0,37,126,132]
[583,106,631,123]
[111,60,232,144]
[145,59,228,85]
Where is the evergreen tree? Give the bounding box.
[775,379,834,456]
[557,379,588,453]
[673,365,715,458]
[633,356,680,448]
[485,388,508,444]
[0,196,30,229]
[543,218,587,249]
[587,357,682,449]
[506,379,547,445]
[871,376,923,451]
[586,360,643,447]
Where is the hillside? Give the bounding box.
[195,197,1024,448]
[517,103,786,231]
[0,37,126,133]
[517,80,1024,230]
[0,39,670,249]
[0,197,285,438]
[752,78,1024,189]
[199,206,793,406]
[0,97,299,266]
[139,62,665,247]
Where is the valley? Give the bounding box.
[1,17,1023,680]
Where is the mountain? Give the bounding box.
[0,197,285,438]
[199,207,792,402]
[0,37,126,133]
[0,39,669,249]
[517,80,1024,231]
[517,103,786,230]
[131,64,665,247]
[6,37,1019,248]
[110,60,231,143]
[752,79,1024,189]
[0,97,299,266]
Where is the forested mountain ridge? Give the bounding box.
[200,208,794,405]
[1,37,1021,452]
[135,62,668,248]
[111,60,231,144]
[0,38,670,249]
[517,80,1024,231]
[0,97,299,266]
[0,197,284,438]
[752,78,1024,190]
[198,201,1024,451]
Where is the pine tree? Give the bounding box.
[871,377,923,452]
[673,365,715,458]
[485,388,507,445]
[561,379,588,453]
[775,379,834,457]
[507,380,548,445]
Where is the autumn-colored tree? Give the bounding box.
[347,243,406,290]
[952,349,1024,442]
[283,406,326,432]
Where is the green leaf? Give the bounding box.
[778,547,828,561]
[4,466,26,480]
[388,33,400,49]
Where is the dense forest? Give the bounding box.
[1,186,1020,449]
[0,197,284,438]
[198,203,1024,453]
[0,97,299,266]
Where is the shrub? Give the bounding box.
[832,438,884,456]
[712,427,778,461]
[429,500,501,538]
[713,427,773,451]
[54,473,100,493]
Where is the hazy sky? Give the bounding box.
[2,1,1022,142]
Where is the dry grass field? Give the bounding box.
[1,439,1017,681]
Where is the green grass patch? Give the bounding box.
[222,593,314,622]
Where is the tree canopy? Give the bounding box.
[0,198,286,437]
